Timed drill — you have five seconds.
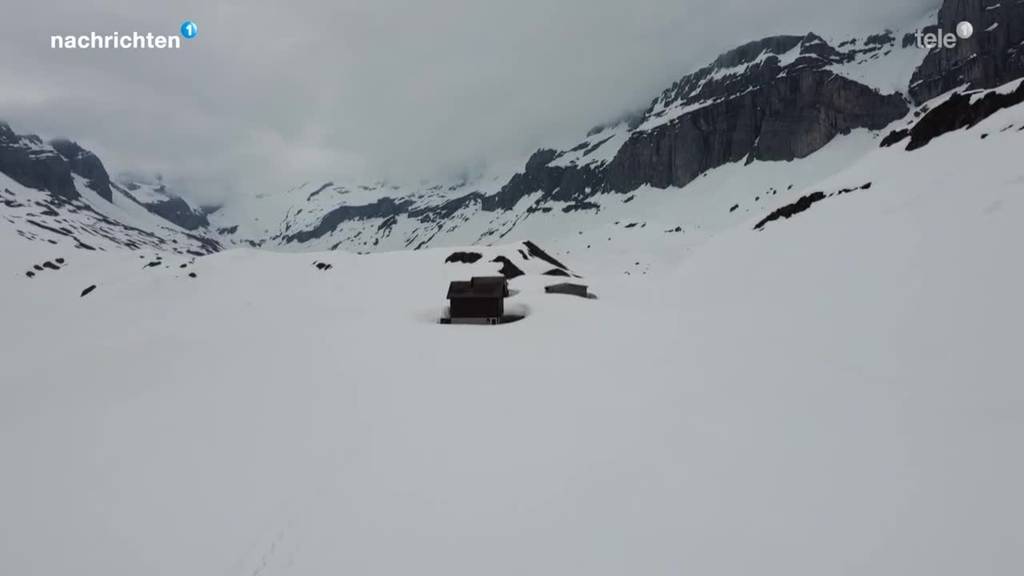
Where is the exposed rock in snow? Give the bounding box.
[445,251,484,264]
[884,79,1024,150]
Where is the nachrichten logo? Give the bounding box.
[50,20,199,50]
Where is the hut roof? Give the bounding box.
[447,276,509,299]
[544,282,589,296]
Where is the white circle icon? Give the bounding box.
[956,21,974,40]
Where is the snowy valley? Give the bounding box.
[2,0,1024,574]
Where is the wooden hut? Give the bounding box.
[446,276,509,324]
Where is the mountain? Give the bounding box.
[255,29,921,251]
[0,122,220,255]
[186,30,921,253]
[3,0,1023,258]
[113,175,213,231]
[205,10,964,253]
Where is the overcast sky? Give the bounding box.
[1,0,937,202]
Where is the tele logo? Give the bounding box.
[916,21,973,49]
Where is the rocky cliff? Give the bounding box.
[910,0,1024,103]
[281,30,913,246]
[0,121,79,201]
[0,121,214,236]
[50,139,114,202]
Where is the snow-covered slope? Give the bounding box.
[4,0,1024,572]
[113,176,213,232]
[0,122,221,256]
[1,170,220,255]
[2,93,1022,575]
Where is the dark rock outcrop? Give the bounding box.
[523,240,570,271]
[755,182,871,230]
[2,121,225,247]
[50,139,113,202]
[754,191,827,230]
[284,197,414,243]
[887,79,1024,150]
[909,0,1024,104]
[478,149,605,212]
[144,196,210,231]
[491,256,525,279]
[445,251,483,264]
[306,182,334,201]
[112,181,212,231]
[0,122,78,200]
[605,63,907,193]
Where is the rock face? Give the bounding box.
[479,150,604,211]
[286,197,415,243]
[0,120,224,254]
[0,124,119,204]
[605,69,908,193]
[885,79,1024,150]
[606,33,905,190]
[271,32,914,247]
[494,33,909,200]
[50,139,114,202]
[605,34,908,193]
[110,178,213,231]
[1,121,217,235]
[0,121,78,201]
[144,196,210,231]
[910,0,1024,104]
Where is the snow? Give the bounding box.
[0,171,216,254]
[634,92,744,131]
[209,164,519,245]
[549,124,631,168]
[116,180,173,204]
[826,42,926,94]
[824,24,931,95]
[490,127,885,273]
[74,175,186,235]
[3,97,1024,575]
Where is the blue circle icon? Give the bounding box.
[180,20,198,40]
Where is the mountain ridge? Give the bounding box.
[3,0,1023,256]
